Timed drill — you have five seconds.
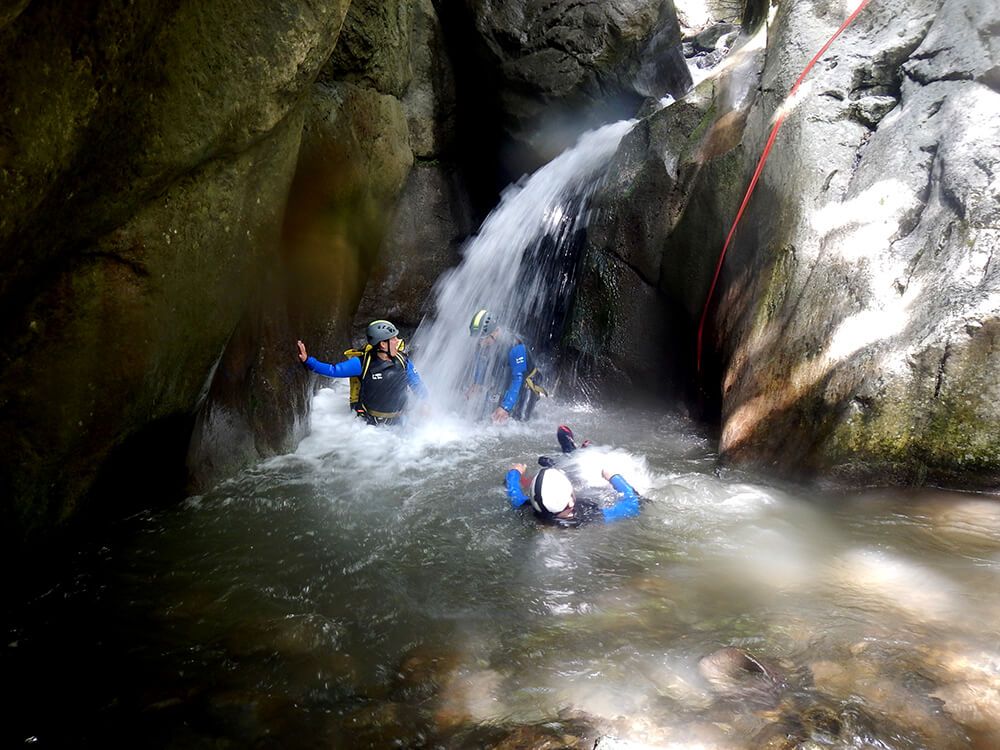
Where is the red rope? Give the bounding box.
[695,0,874,373]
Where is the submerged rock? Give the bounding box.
[698,646,786,700]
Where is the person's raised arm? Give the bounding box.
[600,467,640,522]
[297,341,363,379]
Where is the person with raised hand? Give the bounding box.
[297,319,427,426]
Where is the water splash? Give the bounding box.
[412,120,637,416]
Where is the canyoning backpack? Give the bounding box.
[343,339,407,418]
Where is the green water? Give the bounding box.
[5,386,1000,748]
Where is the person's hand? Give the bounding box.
[511,463,527,474]
[491,406,510,423]
[602,468,615,481]
[296,340,308,363]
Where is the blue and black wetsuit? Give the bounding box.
[304,352,427,424]
[504,470,641,526]
[473,334,543,420]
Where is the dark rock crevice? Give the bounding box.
[431,0,509,216]
[933,340,951,399]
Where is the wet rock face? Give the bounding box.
[0,0,349,545]
[354,164,474,331]
[574,0,1000,486]
[188,0,434,491]
[452,0,692,176]
[1,0,466,547]
[335,0,474,333]
[713,0,1000,486]
[564,37,765,400]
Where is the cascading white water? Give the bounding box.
[412,119,636,416]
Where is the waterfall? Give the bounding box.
[413,119,636,416]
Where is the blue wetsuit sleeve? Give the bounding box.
[506,469,530,508]
[500,343,529,412]
[304,356,362,378]
[601,474,641,522]
[406,360,429,399]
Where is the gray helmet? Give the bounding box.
[469,309,496,337]
[366,319,399,346]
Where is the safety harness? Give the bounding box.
[523,366,548,398]
[513,337,548,400]
[343,340,409,424]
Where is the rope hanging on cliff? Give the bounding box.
[695,0,875,374]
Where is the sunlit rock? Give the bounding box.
[565,23,767,398]
[829,548,961,623]
[921,642,1000,743]
[433,667,506,730]
[568,0,1000,486]
[707,0,1000,486]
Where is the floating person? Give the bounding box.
[297,319,428,426]
[504,461,641,527]
[466,308,546,423]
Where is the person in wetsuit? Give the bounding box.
[504,463,640,527]
[297,320,428,426]
[467,309,546,423]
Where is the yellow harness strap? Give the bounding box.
[361,407,404,419]
[348,341,407,409]
[524,367,548,397]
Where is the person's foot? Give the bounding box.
[557,424,577,454]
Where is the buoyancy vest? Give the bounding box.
[358,350,410,419]
[344,340,406,414]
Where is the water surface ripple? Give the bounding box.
[6,386,1000,748]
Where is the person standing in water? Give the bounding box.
[466,309,546,423]
[297,320,427,426]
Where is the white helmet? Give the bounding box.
[530,468,574,515]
